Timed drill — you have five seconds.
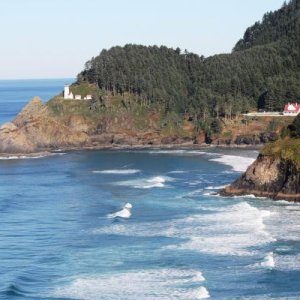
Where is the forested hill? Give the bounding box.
[233,0,300,51]
[78,0,300,118]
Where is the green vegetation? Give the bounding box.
[70,82,96,97]
[261,137,300,167]
[44,0,298,142]
[288,113,300,137]
[262,114,300,166]
[47,97,93,118]
[77,0,300,127]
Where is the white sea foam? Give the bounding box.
[205,185,227,190]
[53,268,208,300]
[274,200,294,205]
[0,153,65,160]
[203,192,219,196]
[93,169,140,175]
[148,150,209,156]
[94,202,275,256]
[179,189,204,198]
[253,253,300,271]
[107,203,132,219]
[260,252,275,269]
[263,203,300,242]
[209,155,255,172]
[193,272,206,282]
[168,170,188,174]
[197,287,210,299]
[114,176,172,189]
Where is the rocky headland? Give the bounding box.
[221,154,300,201]
[1,95,299,202]
[221,117,300,201]
[0,94,292,157]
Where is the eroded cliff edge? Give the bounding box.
[220,154,300,201]
[0,97,89,154]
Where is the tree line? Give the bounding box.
[78,0,300,122]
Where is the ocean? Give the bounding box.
[0,80,300,299]
[0,79,74,124]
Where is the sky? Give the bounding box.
[0,0,285,79]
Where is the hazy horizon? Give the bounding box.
[1,0,284,79]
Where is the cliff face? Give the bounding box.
[0,94,291,155]
[221,154,300,201]
[0,97,90,154]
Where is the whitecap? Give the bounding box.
[93,169,140,175]
[260,252,275,269]
[95,202,275,256]
[197,287,210,299]
[0,153,65,160]
[148,150,208,155]
[53,268,208,300]
[193,272,206,282]
[205,185,227,190]
[168,170,188,174]
[209,155,255,172]
[107,203,132,219]
[114,176,172,189]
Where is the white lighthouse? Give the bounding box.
[64,85,74,99]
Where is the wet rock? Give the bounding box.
[221,154,300,201]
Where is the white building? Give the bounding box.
[64,85,74,99]
[63,85,92,100]
[283,103,300,116]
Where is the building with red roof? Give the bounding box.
[283,103,300,116]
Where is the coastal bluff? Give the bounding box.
[0,96,89,154]
[221,112,300,202]
[0,95,287,155]
[220,154,300,201]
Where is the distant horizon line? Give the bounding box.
[0,77,76,81]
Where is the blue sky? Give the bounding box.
[0,0,285,79]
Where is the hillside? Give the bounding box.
[0,0,299,155]
[79,0,300,117]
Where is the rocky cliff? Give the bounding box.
[0,93,292,156]
[0,97,89,154]
[221,141,300,202]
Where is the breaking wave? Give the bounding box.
[209,155,255,172]
[107,203,132,219]
[53,268,209,300]
[94,202,275,256]
[260,252,275,269]
[93,169,140,175]
[0,153,65,160]
[114,176,172,189]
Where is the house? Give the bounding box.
[63,85,92,100]
[283,103,300,116]
[63,85,74,99]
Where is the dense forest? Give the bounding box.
[77,0,300,124]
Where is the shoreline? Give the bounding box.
[0,142,263,159]
[220,187,300,203]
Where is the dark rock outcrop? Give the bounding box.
[221,154,300,201]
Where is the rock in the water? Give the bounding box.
[221,154,300,201]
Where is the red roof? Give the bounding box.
[283,103,300,112]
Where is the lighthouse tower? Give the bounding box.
[64,85,74,99]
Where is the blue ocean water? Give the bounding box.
[1,80,300,299]
[0,79,74,124]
